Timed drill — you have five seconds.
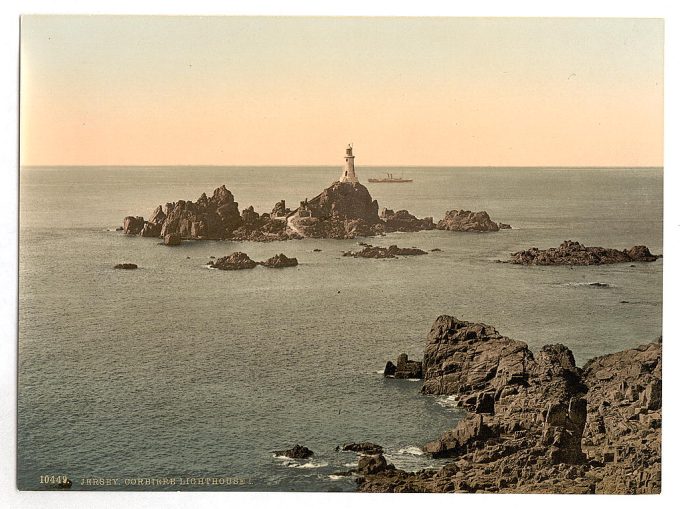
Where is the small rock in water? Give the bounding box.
[115,226,123,231]
[274,444,314,459]
[258,253,298,268]
[340,442,384,455]
[113,263,138,270]
[430,248,442,252]
[211,252,257,270]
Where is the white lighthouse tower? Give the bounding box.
[339,143,359,183]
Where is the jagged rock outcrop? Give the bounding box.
[358,316,661,493]
[308,181,380,224]
[509,240,660,265]
[274,444,314,459]
[123,216,145,235]
[380,208,435,232]
[357,454,390,475]
[258,253,298,268]
[123,185,299,242]
[292,181,382,239]
[208,252,257,270]
[384,354,423,379]
[159,186,242,239]
[436,210,504,232]
[343,245,428,259]
[271,200,290,218]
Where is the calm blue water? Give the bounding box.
[18,166,662,491]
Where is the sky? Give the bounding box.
[20,16,664,167]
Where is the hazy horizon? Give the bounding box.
[20,16,664,167]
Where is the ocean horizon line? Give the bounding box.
[20,164,664,170]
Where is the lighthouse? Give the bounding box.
[339,144,359,183]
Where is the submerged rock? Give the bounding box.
[211,252,257,270]
[509,240,660,266]
[113,263,138,270]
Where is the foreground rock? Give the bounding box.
[357,315,661,493]
[581,339,661,493]
[437,210,506,232]
[274,444,314,459]
[208,252,257,270]
[384,354,423,379]
[509,240,660,265]
[113,263,137,270]
[258,253,298,268]
[343,245,428,259]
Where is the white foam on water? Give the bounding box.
[562,281,611,288]
[343,462,358,468]
[328,475,348,481]
[436,395,458,408]
[289,461,329,469]
[397,446,424,456]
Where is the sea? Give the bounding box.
[18,166,663,491]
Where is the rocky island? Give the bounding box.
[121,145,510,241]
[437,209,510,232]
[509,240,660,265]
[342,245,428,259]
[207,252,299,270]
[353,315,660,494]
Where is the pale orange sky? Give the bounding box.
[20,16,664,167]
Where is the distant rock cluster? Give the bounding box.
[122,182,511,241]
[342,244,428,259]
[509,240,659,265]
[207,252,298,270]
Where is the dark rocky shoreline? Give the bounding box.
[350,315,661,493]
